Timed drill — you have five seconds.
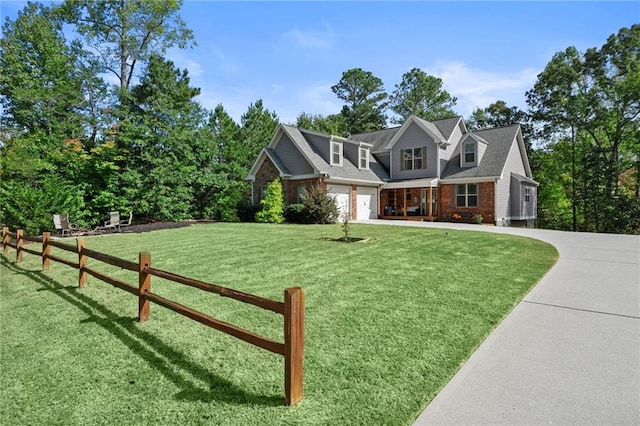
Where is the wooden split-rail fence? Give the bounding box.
[1,227,304,405]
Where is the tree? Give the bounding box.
[118,54,206,221]
[58,0,194,99]
[255,179,284,223]
[0,3,84,140]
[295,112,347,136]
[527,25,640,234]
[331,68,388,134]
[388,68,457,123]
[239,100,279,170]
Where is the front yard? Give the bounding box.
[0,223,557,425]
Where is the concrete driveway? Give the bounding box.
[362,220,640,425]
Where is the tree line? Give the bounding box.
[1,2,637,234]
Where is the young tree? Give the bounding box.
[255,179,284,223]
[388,68,457,123]
[331,68,388,134]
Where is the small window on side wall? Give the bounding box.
[297,184,307,203]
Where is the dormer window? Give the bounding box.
[331,140,343,166]
[359,147,369,170]
[464,142,475,163]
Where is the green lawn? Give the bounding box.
[0,223,557,425]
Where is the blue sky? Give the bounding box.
[1,1,638,124]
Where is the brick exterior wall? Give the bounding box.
[439,182,495,224]
[351,185,358,220]
[252,158,280,205]
[282,178,324,205]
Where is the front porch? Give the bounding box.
[379,187,438,221]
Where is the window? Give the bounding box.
[464,142,475,164]
[331,141,343,166]
[260,186,267,201]
[401,147,425,171]
[525,186,531,202]
[297,184,307,203]
[456,183,478,207]
[359,147,369,170]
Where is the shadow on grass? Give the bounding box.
[1,256,282,407]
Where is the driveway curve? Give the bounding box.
[361,220,639,425]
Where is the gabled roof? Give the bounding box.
[431,116,467,142]
[441,125,521,180]
[295,128,388,183]
[383,115,448,150]
[349,127,401,152]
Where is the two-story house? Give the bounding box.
[246,115,538,226]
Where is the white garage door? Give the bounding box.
[357,187,377,220]
[326,184,351,220]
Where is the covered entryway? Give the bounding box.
[326,184,351,219]
[356,187,377,220]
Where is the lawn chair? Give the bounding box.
[120,211,133,228]
[53,213,80,237]
[102,211,121,232]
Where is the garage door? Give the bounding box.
[357,187,377,220]
[326,184,351,220]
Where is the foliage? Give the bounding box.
[300,184,339,224]
[295,112,348,136]
[0,175,86,235]
[284,203,306,223]
[58,0,194,98]
[331,68,388,134]
[388,68,457,123]
[527,24,640,233]
[473,214,484,224]
[255,179,284,223]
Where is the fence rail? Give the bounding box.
[1,226,304,405]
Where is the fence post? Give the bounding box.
[284,287,304,405]
[2,227,8,254]
[16,229,23,263]
[77,239,87,287]
[138,252,151,322]
[42,232,51,270]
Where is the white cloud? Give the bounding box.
[284,26,333,49]
[166,49,204,78]
[297,82,341,115]
[426,61,539,115]
[210,47,240,74]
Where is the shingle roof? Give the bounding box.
[264,147,290,175]
[431,116,464,141]
[441,125,520,179]
[349,127,401,152]
[279,125,387,183]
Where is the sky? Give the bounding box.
[1,1,638,125]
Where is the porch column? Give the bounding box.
[403,189,407,218]
[428,186,433,217]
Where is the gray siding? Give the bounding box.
[392,122,438,180]
[344,142,358,167]
[376,152,390,171]
[510,178,537,220]
[274,134,314,175]
[495,139,527,223]
[305,133,331,163]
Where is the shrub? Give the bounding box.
[236,199,260,222]
[255,179,284,223]
[301,184,339,224]
[284,203,306,223]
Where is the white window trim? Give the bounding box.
[462,141,476,167]
[456,183,479,207]
[330,140,343,166]
[359,147,369,170]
